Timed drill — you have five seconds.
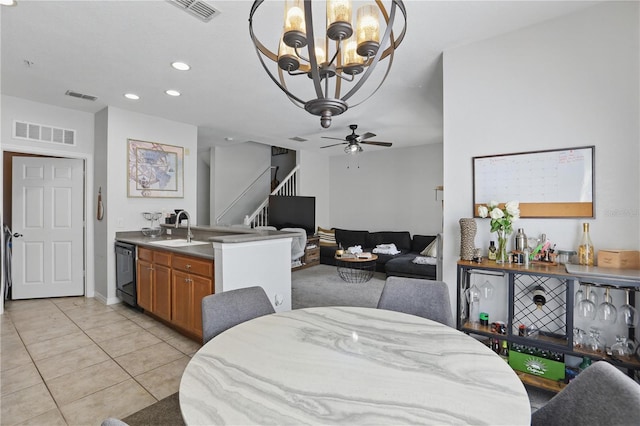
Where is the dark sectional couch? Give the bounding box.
[319,228,438,280]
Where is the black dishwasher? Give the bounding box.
[115,241,137,307]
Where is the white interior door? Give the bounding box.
[11,157,84,299]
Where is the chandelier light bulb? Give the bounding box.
[356,4,380,57]
[326,0,353,40]
[284,0,307,47]
[314,38,327,64]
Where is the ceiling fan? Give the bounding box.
[320,124,393,154]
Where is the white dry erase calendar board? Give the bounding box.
[473,146,595,218]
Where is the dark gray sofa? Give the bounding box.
[319,228,437,280]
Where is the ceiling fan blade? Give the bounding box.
[360,132,377,140]
[361,141,393,147]
[320,142,347,148]
[321,136,346,141]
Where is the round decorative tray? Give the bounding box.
[141,227,164,237]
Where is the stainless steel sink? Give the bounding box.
[147,239,210,248]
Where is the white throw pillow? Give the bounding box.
[413,256,437,265]
[420,239,437,257]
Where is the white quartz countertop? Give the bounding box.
[180,306,531,425]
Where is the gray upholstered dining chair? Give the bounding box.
[377,276,454,327]
[531,361,640,426]
[201,286,275,344]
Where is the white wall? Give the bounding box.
[97,106,198,303]
[1,95,96,301]
[297,149,331,232]
[443,2,639,317]
[94,108,109,301]
[328,144,444,236]
[197,149,211,225]
[213,238,292,312]
[211,142,271,225]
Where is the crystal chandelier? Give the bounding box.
[249,0,407,128]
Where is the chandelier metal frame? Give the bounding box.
[249,0,407,128]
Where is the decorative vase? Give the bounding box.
[459,218,477,261]
[495,228,510,263]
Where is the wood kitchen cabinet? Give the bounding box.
[136,247,172,322]
[171,254,214,338]
[136,246,215,341]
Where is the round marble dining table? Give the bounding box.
[179,306,531,425]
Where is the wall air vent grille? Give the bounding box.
[13,120,76,146]
[65,90,97,101]
[168,0,219,22]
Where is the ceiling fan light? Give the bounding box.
[356,4,380,57]
[326,0,353,40]
[345,143,360,154]
[283,0,307,48]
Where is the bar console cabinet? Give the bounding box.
[457,260,640,392]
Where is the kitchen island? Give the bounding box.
[115,225,293,341]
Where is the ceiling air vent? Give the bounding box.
[13,120,76,146]
[168,0,219,22]
[65,90,97,102]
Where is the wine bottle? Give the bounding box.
[488,241,497,261]
[533,285,546,309]
[578,223,594,266]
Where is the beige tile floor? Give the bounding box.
[1,297,201,426]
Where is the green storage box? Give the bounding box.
[509,350,565,381]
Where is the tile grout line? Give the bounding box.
[5,298,198,424]
[6,299,72,426]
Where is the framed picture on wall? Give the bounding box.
[127,139,184,198]
[473,146,595,218]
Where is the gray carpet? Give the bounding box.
[292,264,385,309]
[122,264,552,423]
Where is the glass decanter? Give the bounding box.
[610,336,636,358]
[586,327,605,354]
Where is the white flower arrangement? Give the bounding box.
[478,200,520,234]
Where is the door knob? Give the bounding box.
[13,233,23,238]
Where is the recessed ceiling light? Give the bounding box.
[0,0,17,6]
[171,61,191,71]
[165,90,181,97]
[124,93,140,100]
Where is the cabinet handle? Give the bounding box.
[185,264,192,269]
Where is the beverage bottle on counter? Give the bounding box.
[515,228,527,252]
[500,340,509,361]
[488,241,497,261]
[578,223,595,266]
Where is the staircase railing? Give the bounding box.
[247,165,300,228]
[215,166,274,225]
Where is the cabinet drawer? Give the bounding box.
[138,247,153,262]
[154,251,172,267]
[172,255,213,277]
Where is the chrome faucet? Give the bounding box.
[175,210,192,243]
